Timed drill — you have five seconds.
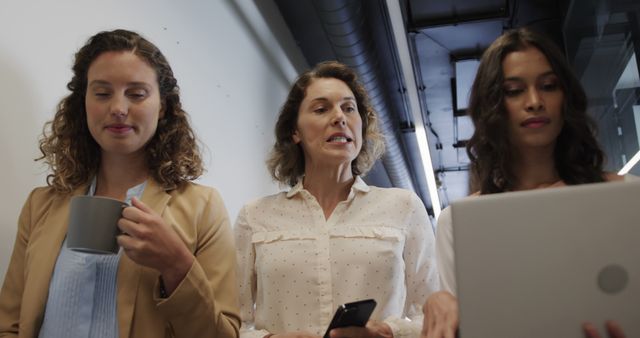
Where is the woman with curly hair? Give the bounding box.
[420,28,628,338]
[0,29,240,338]
[235,61,439,338]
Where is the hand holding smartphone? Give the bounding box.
[323,299,377,338]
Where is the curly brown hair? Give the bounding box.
[38,29,203,193]
[466,27,605,194]
[267,61,385,186]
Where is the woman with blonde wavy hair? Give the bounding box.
[0,29,240,338]
[235,61,439,338]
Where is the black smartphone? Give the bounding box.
[323,299,377,338]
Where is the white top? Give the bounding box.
[39,180,146,338]
[235,176,439,338]
[435,175,638,295]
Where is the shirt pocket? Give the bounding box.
[330,226,404,242]
[251,230,318,276]
[329,226,405,265]
[251,230,317,244]
[331,226,405,282]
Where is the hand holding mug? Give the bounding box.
[117,197,194,294]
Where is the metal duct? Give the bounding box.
[312,0,417,193]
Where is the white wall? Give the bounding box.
[0,0,305,280]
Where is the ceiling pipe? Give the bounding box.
[385,0,443,217]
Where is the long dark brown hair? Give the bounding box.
[466,27,605,194]
[267,61,385,186]
[38,29,203,193]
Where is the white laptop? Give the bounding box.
[451,180,640,338]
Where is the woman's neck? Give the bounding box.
[95,152,149,200]
[302,163,355,220]
[512,146,562,191]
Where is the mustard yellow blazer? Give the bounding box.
[0,179,240,338]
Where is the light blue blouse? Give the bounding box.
[38,179,146,338]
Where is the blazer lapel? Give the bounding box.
[117,179,171,338]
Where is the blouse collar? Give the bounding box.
[286,175,370,199]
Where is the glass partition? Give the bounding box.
[564,0,640,175]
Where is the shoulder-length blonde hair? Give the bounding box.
[267,61,385,186]
[38,29,203,193]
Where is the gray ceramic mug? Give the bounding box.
[67,195,127,254]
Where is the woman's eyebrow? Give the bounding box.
[88,80,111,87]
[126,81,152,87]
[87,80,151,88]
[309,97,329,103]
[538,71,558,79]
[504,70,555,82]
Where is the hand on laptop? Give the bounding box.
[583,321,626,338]
[421,291,459,338]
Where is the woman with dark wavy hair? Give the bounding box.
[466,28,607,193]
[235,61,439,338]
[0,29,240,337]
[420,28,629,338]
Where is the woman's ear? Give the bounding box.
[292,130,301,144]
